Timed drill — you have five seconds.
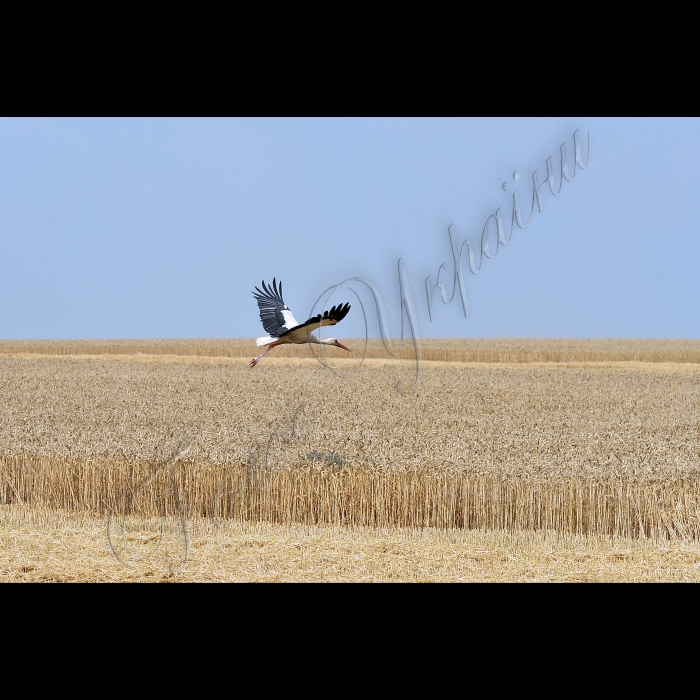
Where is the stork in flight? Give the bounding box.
[249,278,351,368]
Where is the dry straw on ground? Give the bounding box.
[3,506,700,582]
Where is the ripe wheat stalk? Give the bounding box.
[2,339,700,543]
[2,455,699,540]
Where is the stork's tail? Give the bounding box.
[256,336,276,347]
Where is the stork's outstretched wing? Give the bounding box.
[286,303,351,338]
[252,278,300,338]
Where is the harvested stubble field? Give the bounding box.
[2,338,700,582]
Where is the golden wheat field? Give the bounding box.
[2,338,700,582]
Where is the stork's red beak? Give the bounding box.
[337,342,351,352]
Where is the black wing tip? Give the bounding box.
[300,302,351,329]
[321,302,351,322]
[252,278,284,302]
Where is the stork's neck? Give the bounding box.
[309,335,335,345]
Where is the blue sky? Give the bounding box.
[0,117,697,339]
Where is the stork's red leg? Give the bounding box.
[249,341,282,368]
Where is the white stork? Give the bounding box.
[249,278,351,368]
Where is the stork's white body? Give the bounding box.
[256,328,338,347]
